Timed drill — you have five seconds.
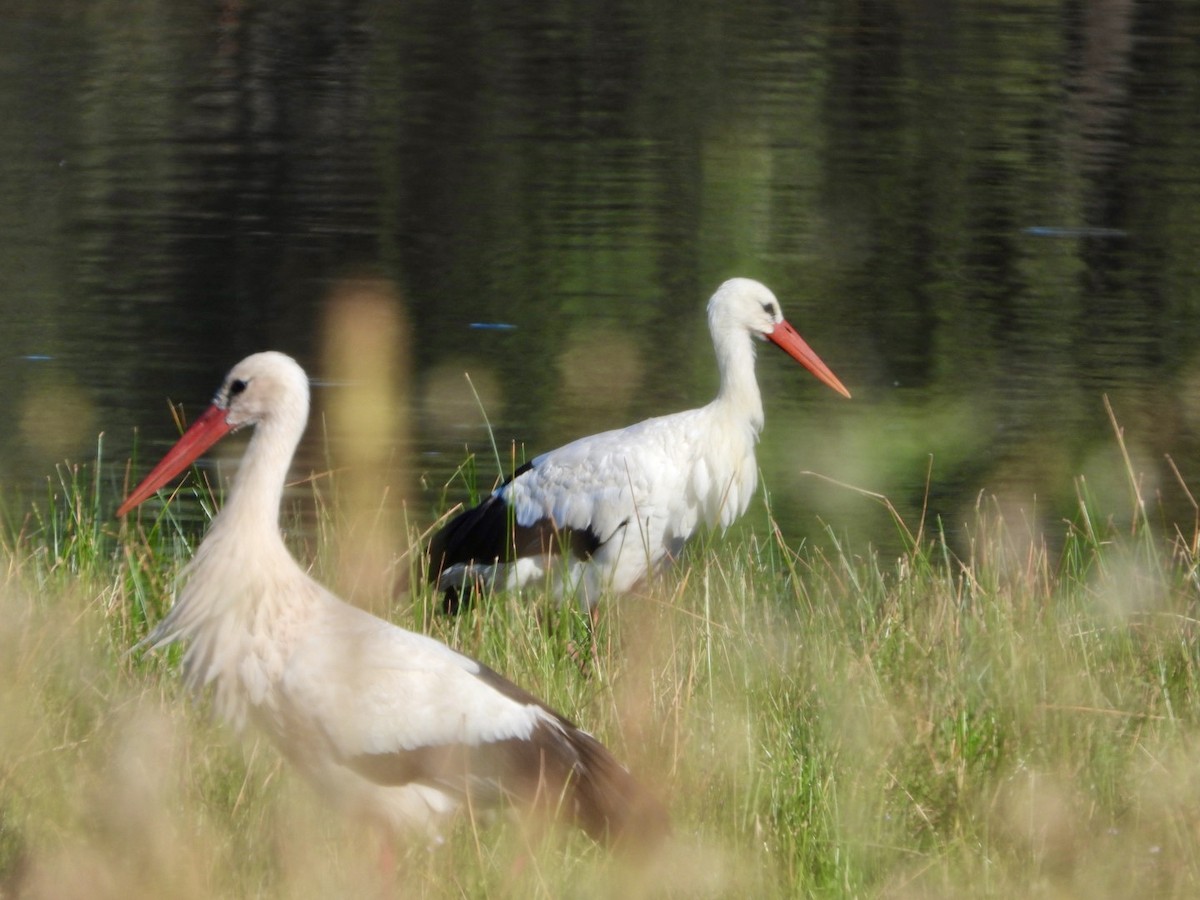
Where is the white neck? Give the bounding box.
[712,329,765,434]
[215,415,304,543]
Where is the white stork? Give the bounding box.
[117,351,666,848]
[429,278,851,611]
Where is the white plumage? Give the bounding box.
[429,278,851,609]
[118,351,665,845]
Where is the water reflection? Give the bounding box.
[1,1,1199,562]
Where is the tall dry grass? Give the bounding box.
[3,440,1200,897]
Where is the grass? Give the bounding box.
[3,437,1200,897]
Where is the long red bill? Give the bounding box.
[768,319,852,399]
[116,403,234,517]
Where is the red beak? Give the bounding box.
[117,404,234,517]
[768,319,852,399]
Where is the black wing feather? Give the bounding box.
[427,463,602,610]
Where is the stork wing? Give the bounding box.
[503,411,705,543]
[279,600,664,842]
[280,601,590,799]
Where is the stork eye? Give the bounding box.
[229,378,248,398]
[761,301,779,318]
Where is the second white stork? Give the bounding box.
[117,351,666,848]
[429,278,851,610]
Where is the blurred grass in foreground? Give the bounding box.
[3,440,1200,897]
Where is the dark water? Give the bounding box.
[2,0,1200,559]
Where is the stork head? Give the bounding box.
[707,277,788,340]
[212,351,311,432]
[117,352,311,517]
[707,278,851,398]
